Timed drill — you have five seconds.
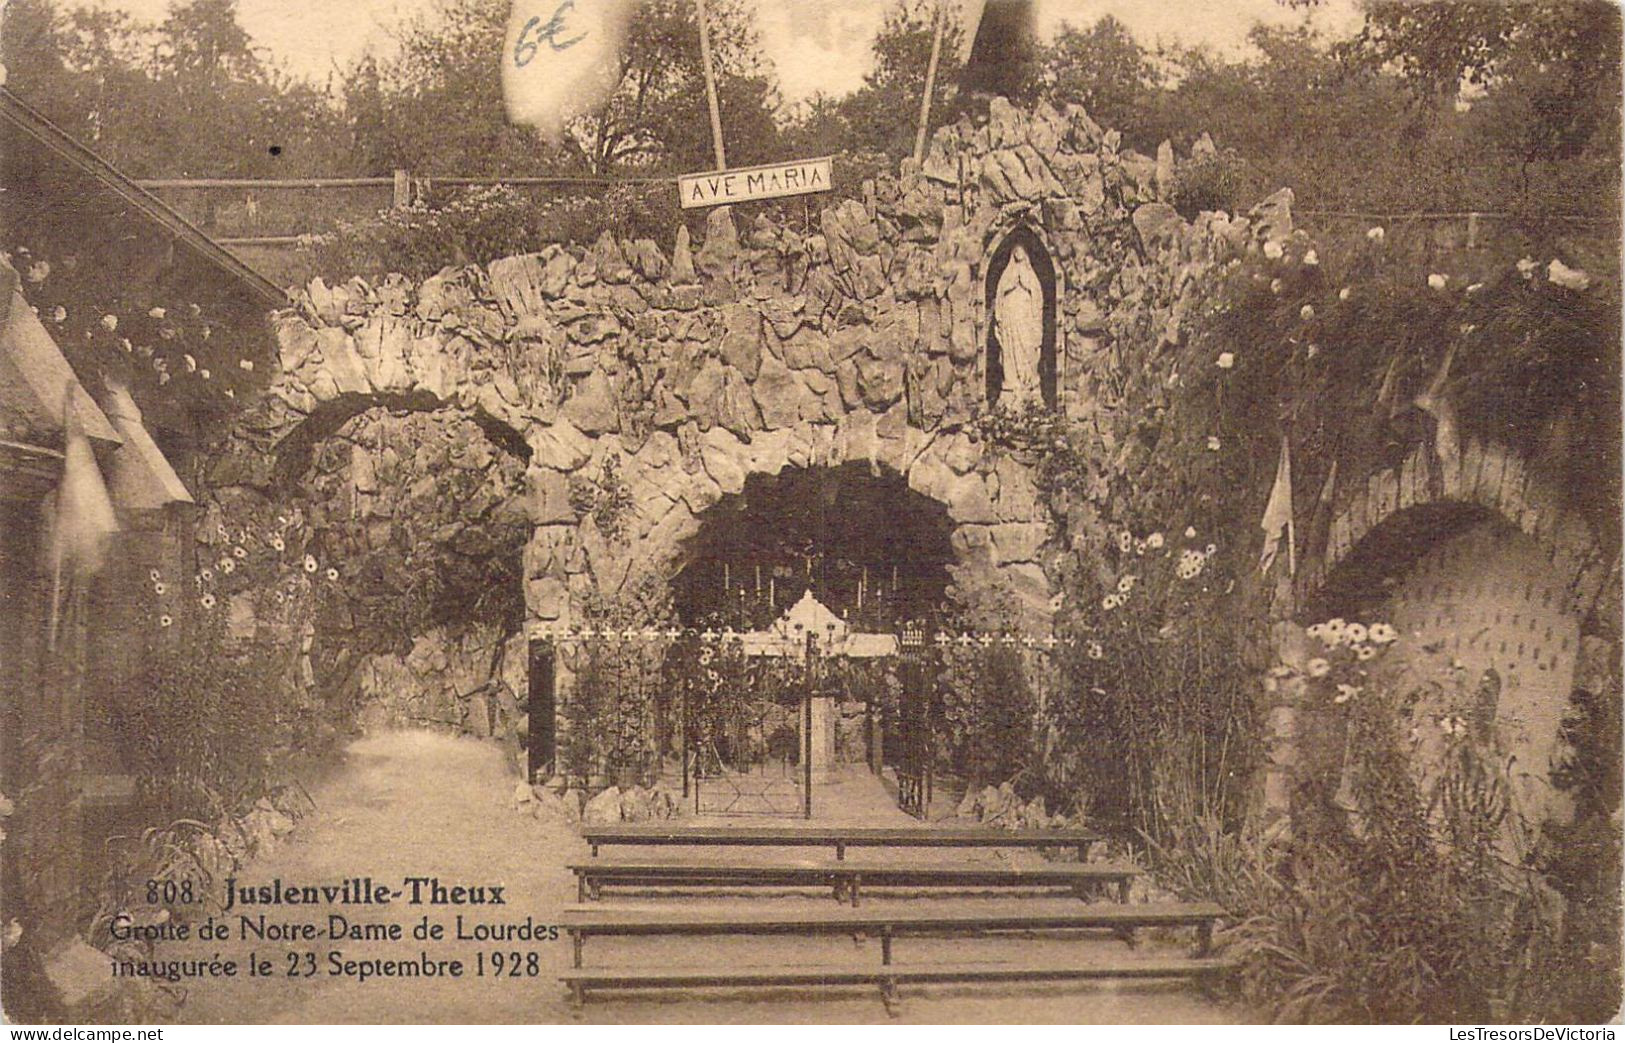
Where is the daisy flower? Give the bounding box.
[1216,352,1235,369]
[1368,623,1397,645]
[200,593,217,609]
[303,555,318,573]
[1307,658,1331,678]
[159,614,173,628]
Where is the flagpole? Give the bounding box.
[695,0,727,171]
[913,0,947,164]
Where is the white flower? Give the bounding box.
[49,306,66,323]
[1307,658,1331,678]
[1263,240,1284,260]
[200,593,217,609]
[1101,594,1121,611]
[199,568,212,581]
[27,261,50,283]
[199,369,209,380]
[1216,352,1235,369]
[1307,622,1328,642]
[1517,256,1538,279]
[1428,273,1448,290]
[1300,304,1315,320]
[1355,645,1376,661]
[148,306,166,319]
[1184,526,1197,539]
[1206,436,1221,451]
[1366,226,1385,243]
[1117,531,1133,554]
[1146,532,1164,550]
[303,554,318,573]
[1087,641,1104,661]
[183,354,197,373]
[100,314,118,332]
[1302,249,1319,267]
[152,582,166,596]
[1368,623,1398,645]
[270,536,285,552]
[220,559,235,574]
[1334,684,1361,704]
[239,359,254,371]
[232,545,247,559]
[1548,259,1592,291]
[1117,575,1137,593]
[326,567,339,581]
[149,568,161,583]
[1338,286,1351,301]
[1344,622,1369,645]
[1269,278,1283,294]
[159,614,173,628]
[1204,543,1217,556]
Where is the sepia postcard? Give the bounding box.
[0,0,1620,1028]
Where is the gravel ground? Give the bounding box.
[167,730,1245,1025]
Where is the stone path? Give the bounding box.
[169,730,1239,1024]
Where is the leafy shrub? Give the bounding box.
[297,183,682,281]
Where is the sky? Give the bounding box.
[60,0,1366,100]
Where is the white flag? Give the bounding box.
[1259,433,1294,575]
[501,0,636,144]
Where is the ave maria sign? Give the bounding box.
[678,157,833,209]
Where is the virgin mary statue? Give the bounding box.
[994,244,1043,407]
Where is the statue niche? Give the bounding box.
[984,229,1057,410]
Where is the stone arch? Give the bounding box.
[528,414,1056,633]
[983,223,1059,409]
[1289,436,1615,626]
[270,389,531,489]
[1262,435,1620,831]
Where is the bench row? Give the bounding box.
[561,900,1226,968]
[560,957,1237,1005]
[579,824,1101,861]
[569,859,1140,905]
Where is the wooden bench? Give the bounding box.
[579,824,1101,861]
[568,858,1139,905]
[561,901,1226,969]
[560,956,1236,1005]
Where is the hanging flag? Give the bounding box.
[41,384,119,582]
[1413,341,1461,474]
[1259,433,1294,575]
[501,0,637,144]
[960,0,1038,100]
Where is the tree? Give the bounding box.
[350,0,781,176]
[784,0,965,161]
[1041,16,1159,146]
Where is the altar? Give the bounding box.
[736,591,897,782]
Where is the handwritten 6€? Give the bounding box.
[501,0,636,143]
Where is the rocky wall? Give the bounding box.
[247,99,1266,642]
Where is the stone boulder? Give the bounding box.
[582,786,623,825]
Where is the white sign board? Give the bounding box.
[678,157,833,209]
